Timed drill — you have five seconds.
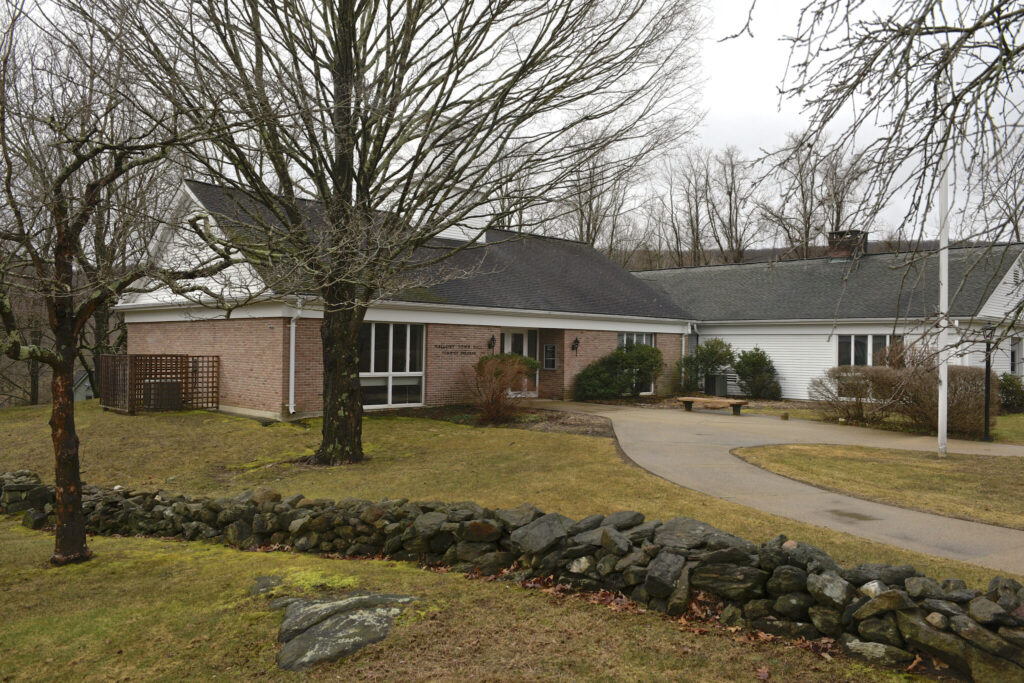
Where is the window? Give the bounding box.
[1012,338,1021,375]
[838,334,904,367]
[543,344,557,370]
[618,332,654,348]
[357,322,425,407]
[617,331,655,394]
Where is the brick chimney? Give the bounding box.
[826,230,868,259]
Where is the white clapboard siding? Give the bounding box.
[978,253,1024,322]
[699,323,840,400]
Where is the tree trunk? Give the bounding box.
[311,300,366,465]
[48,344,91,565]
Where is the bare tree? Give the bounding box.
[0,4,233,564]
[648,149,712,267]
[553,137,670,267]
[704,146,761,263]
[0,277,48,406]
[76,0,704,464]
[759,133,875,258]
[783,0,1024,239]
[973,139,1024,243]
[758,133,825,259]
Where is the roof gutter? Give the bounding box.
[288,297,305,415]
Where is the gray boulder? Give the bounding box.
[949,615,1024,664]
[411,511,448,539]
[879,565,917,587]
[969,596,1016,627]
[566,514,604,536]
[21,508,47,530]
[905,576,944,600]
[806,573,856,611]
[655,517,720,551]
[456,519,502,543]
[604,510,644,530]
[509,513,573,555]
[275,594,415,671]
[622,521,660,544]
[766,565,807,597]
[896,611,969,673]
[774,592,816,621]
[495,503,543,530]
[599,527,631,556]
[808,606,843,637]
[645,552,687,598]
[690,564,768,602]
[852,590,916,620]
[840,634,916,667]
[858,614,903,647]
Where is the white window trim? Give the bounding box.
[617,331,656,394]
[542,343,557,370]
[837,333,903,367]
[362,322,425,409]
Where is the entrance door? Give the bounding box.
[501,328,539,396]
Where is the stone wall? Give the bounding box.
[3,470,1023,681]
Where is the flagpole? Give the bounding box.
[937,143,950,457]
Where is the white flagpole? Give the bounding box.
[937,146,950,457]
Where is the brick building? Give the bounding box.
[119,182,690,420]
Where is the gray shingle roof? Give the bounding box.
[635,245,1024,322]
[184,180,685,320]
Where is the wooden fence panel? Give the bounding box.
[97,354,219,414]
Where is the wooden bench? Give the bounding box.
[677,396,749,416]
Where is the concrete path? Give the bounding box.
[529,400,1024,575]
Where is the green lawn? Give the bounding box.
[736,444,1024,531]
[0,520,903,682]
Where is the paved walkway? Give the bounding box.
[529,400,1024,575]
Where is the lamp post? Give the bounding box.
[983,323,995,442]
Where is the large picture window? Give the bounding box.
[837,334,903,367]
[357,323,425,407]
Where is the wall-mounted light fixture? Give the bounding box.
[571,337,580,355]
[487,335,496,350]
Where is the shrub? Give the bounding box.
[733,347,782,399]
[1000,373,1024,413]
[573,344,664,400]
[896,363,999,438]
[472,353,540,424]
[808,366,900,424]
[809,360,1000,438]
[680,355,701,392]
[676,339,734,393]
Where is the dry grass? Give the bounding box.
[736,444,1024,531]
[745,402,1024,446]
[0,521,905,682]
[995,413,1024,444]
[1,401,1018,589]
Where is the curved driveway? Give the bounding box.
[530,400,1024,575]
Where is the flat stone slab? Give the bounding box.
[273,594,416,671]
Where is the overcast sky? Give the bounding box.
[697,2,810,156]
[695,2,922,233]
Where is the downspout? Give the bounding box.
[288,297,305,415]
